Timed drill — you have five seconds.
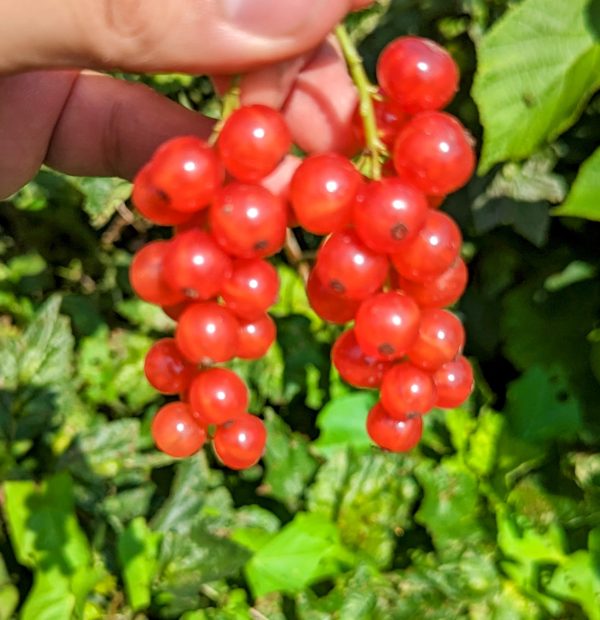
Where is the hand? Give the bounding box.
[0,0,371,198]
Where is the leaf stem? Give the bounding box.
[208,75,242,146]
[335,24,386,180]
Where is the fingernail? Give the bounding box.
[223,0,315,36]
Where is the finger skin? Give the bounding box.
[0,0,355,74]
[0,71,213,198]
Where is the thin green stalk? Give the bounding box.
[208,75,242,146]
[335,24,386,179]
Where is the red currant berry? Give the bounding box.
[218,105,291,182]
[132,165,192,226]
[352,92,408,148]
[380,362,436,418]
[314,229,388,300]
[353,178,428,253]
[290,153,361,234]
[366,403,423,452]
[377,36,459,114]
[144,338,196,395]
[213,414,267,470]
[189,368,249,425]
[152,402,207,458]
[147,136,223,212]
[408,309,465,370]
[176,302,239,364]
[210,184,287,259]
[391,210,462,281]
[162,301,189,321]
[306,270,361,324]
[331,329,391,388]
[432,355,474,408]
[237,314,276,360]
[130,241,184,306]
[164,229,232,300]
[393,112,475,196]
[174,209,209,234]
[398,258,468,308]
[354,291,420,360]
[222,259,279,320]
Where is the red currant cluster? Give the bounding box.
[300,36,475,452]
[129,35,476,467]
[130,106,293,469]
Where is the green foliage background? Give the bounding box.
[1,0,600,618]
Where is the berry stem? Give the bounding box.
[284,229,310,284]
[208,75,242,146]
[335,24,386,180]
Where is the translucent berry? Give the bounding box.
[213,414,267,470]
[152,402,207,458]
[366,402,423,452]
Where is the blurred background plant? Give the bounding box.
[1,0,599,618]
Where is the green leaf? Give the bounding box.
[262,410,318,510]
[19,295,74,386]
[307,450,419,568]
[415,456,489,558]
[77,326,156,412]
[70,176,132,228]
[473,0,600,171]
[20,569,75,620]
[117,517,161,611]
[504,366,583,443]
[152,452,232,535]
[501,280,600,429]
[3,473,91,571]
[553,147,600,221]
[155,525,250,617]
[547,551,600,620]
[245,513,354,597]
[313,392,376,455]
[0,554,19,620]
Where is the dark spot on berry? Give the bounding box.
[254,240,269,251]
[330,280,345,294]
[378,343,395,356]
[155,187,170,205]
[391,223,408,240]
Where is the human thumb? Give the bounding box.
[1,0,357,74]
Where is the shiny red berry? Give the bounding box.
[222,259,279,320]
[354,291,420,360]
[130,241,184,306]
[146,136,223,212]
[218,105,291,182]
[290,153,361,234]
[210,184,287,259]
[393,112,476,196]
[433,355,474,408]
[152,402,207,458]
[237,314,277,360]
[377,36,459,114]
[407,309,465,370]
[391,210,462,281]
[353,178,428,253]
[213,414,267,470]
[314,229,389,300]
[398,258,468,308]
[189,368,249,426]
[331,329,391,388]
[306,270,361,324]
[144,338,196,395]
[380,362,437,418]
[366,403,423,452]
[175,302,239,364]
[164,229,232,300]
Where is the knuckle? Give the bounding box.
[89,0,174,64]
